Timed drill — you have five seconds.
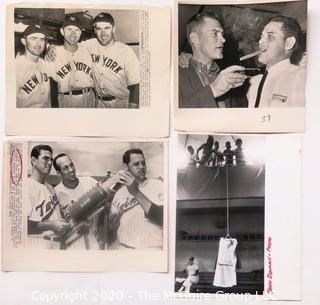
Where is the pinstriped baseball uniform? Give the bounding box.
[109,178,163,249]
[46,45,95,108]
[81,38,140,108]
[26,177,62,249]
[16,55,50,108]
[55,176,100,249]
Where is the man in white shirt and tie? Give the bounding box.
[247,16,306,108]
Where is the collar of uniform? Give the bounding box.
[267,58,291,75]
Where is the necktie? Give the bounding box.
[254,70,268,108]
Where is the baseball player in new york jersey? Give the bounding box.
[27,145,70,249]
[53,153,100,249]
[109,149,163,249]
[16,24,51,108]
[47,15,95,108]
[83,13,140,108]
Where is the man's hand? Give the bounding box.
[99,171,124,194]
[49,220,71,236]
[76,222,91,235]
[129,103,139,109]
[118,170,139,196]
[210,65,247,98]
[117,171,162,221]
[45,45,58,62]
[109,209,123,230]
[179,52,192,68]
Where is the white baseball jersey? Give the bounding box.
[110,178,163,249]
[26,177,62,249]
[82,38,140,107]
[213,237,238,287]
[16,55,50,108]
[187,263,199,277]
[182,263,200,292]
[47,45,95,108]
[247,59,305,108]
[55,176,100,249]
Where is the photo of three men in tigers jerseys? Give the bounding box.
[26,140,164,251]
[15,8,140,108]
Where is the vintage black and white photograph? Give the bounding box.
[2,139,168,271]
[175,134,265,294]
[25,140,164,250]
[174,0,307,133]
[178,1,306,109]
[6,4,170,137]
[14,7,140,109]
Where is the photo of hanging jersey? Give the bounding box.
[213,237,238,288]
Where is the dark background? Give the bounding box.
[175,134,265,294]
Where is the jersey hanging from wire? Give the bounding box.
[213,237,238,287]
[213,163,238,287]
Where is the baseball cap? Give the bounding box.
[62,15,82,29]
[93,13,114,26]
[23,24,47,38]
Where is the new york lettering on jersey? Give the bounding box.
[91,54,123,74]
[16,56,50,108]
[21,72,49,94]
[91,51,128,99]
[56,61,92,79]
[83,39,139,101]
[46,45,94,94]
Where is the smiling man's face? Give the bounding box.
[23,33,46,57]
[56,155,77,183]
[258,21,289,68]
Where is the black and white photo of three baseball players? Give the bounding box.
[178,1,306,109]
[15,8,139,108]
[26,142,164,250]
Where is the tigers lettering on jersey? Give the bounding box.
[56,61,92,79]
[115,196,138,212]
[35,193,59,221]
[21,73,49,94]
[91,54,123,74]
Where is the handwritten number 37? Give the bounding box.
[261,115,271,123]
